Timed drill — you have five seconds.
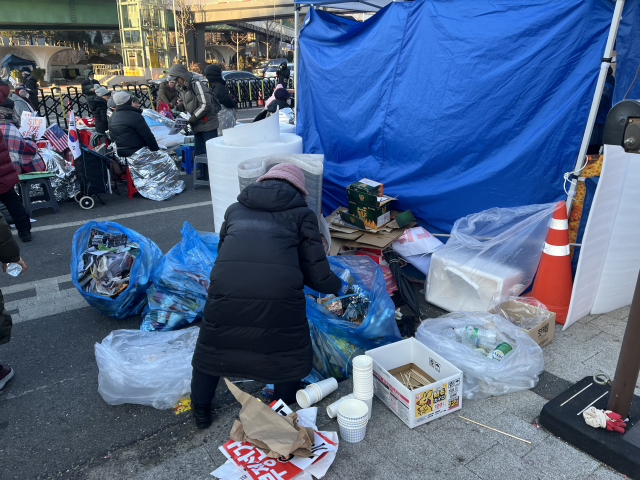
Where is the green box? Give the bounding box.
[348,201,391,229]
[347,178,383,199]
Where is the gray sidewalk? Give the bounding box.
[78,308,633,480]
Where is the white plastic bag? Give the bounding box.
[427,203,556,312]
[415,312,544,399]
[95,327,198,409]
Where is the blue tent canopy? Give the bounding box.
[296,0,640,232]
[1,54,36,72]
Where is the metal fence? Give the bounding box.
[33,78,293,130]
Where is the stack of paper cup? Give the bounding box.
[326,393,355,419]
[296,377,338,408]
[337,399,369,443]
[352,355,374,420]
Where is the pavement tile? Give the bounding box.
[457,395,508,423]
[324,438,406,480]
[467,443,543,480]
[585,316,628,340]
[522,436,599,480]
[586,465,627,479]
[464,413,549,457]
[485,390,548,423]
[606,306,630,321]
[451,465,483,479]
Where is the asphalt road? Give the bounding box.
[0,157,269,479]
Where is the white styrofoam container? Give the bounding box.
[426,250,524,312]
[367,338,463,429]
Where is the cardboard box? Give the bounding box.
[367,338,463,428]
[347,178,383,200]
[488,299,556,347]
[348,201,391,229]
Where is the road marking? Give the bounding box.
[1,274,72,295]
[31,201,212,233]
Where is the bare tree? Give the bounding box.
[262,20,279,60]
[167,0,196,65]
[224,31,252,71]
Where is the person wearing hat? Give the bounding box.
[276,61,290,88]
[11,88,35,117]
[108,91,159,157]
[167,64,219,157]
[106,96,116,119]
[87,86,111,134]
[81,71,101,99]
[266,87,291,115]
[190,163,342,429]
[20,68,39,112]
[157,77,182,111]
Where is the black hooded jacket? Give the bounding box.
[108,104,159,157]
[204,65,236,109]
[192,180,342,383]
[23,75,39,110]
[88,96,109,134]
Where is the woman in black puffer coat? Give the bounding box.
[191,163,342,429]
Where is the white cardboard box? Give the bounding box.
[367,338,463,428]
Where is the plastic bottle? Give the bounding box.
[460,326,478,349]
[487,342,513,361]
[477,330,497,351]
[5,263,22,277]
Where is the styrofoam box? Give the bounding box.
[426,251,524,312]
[367,338,463,429]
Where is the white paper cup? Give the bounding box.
[313,377,338,398]
[352,355,373,369]
[296,387,319,408]
[338,399,369,423]
[326,394,354,419]
[353,396,373,420]
[339,422,368,443]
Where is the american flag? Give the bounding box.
[43,124,68,153]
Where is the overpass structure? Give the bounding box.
[0,0,119,31]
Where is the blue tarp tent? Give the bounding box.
[295,0,640,232]
[1,54,36,75]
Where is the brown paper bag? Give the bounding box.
[224,378,314,458]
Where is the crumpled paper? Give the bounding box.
[127,147,185,201]
[225,378,315,458]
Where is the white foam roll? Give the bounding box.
[206,133,303,232]
[279,123,296,134]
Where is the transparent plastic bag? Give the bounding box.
[415,312,544,399]
[71,221,162,319]
[426,203,556,312]
[141,222,219,332]
[488,295,553,330]
[304,256,401,383]
[95,327,198,409]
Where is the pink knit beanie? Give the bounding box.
[257,163,309,197]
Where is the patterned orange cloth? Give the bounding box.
[569,155,602,255]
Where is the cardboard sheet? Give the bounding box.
[566,145,640,329]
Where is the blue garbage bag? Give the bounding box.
[141,222,219,332]
[305,256,401,382]
[71,221,162,319]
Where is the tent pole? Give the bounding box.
[566,0,625,214]
[294,6,300,125]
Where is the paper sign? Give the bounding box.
[221,440,303,480]
[392,226,443,257]
[19,112,46,140]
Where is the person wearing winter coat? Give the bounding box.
[266,87,291,114]
[21,68,39,112]
[0,208,27,391]
[190,163,343,429]
[204,64,236,135]
[157,78,182,111]
[167,64,219,156]
[81,71,101,99]
[276,61,290,88]
[0,84,32,242]
[87,86,111,134]
[108,91,159,157]
[10,89,35,118]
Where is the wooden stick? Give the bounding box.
[458,416,532,444]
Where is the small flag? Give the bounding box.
[43,124,68,153]
[68,111,81,159]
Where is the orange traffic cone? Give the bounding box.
[529,201,573,324]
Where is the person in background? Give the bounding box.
[106,96,116,119]
[21,68,39,112]
[588,66,616,155]
[0,90,19,127]
[157,78,182,111]
[190,163,343,429]
[88,86,111,135]
[11,88,34,118]
[276,61,290,88]
[0,84,32,242]
[167,64,219,157]
[130,95,142,109]
[81,71,100,99]
[266,88,291,115]
[204,64,237,135]
[108,91,159,157]
[264,83,284,108]
[0,208,27,391]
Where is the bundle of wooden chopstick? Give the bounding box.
[399,368,430,390]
